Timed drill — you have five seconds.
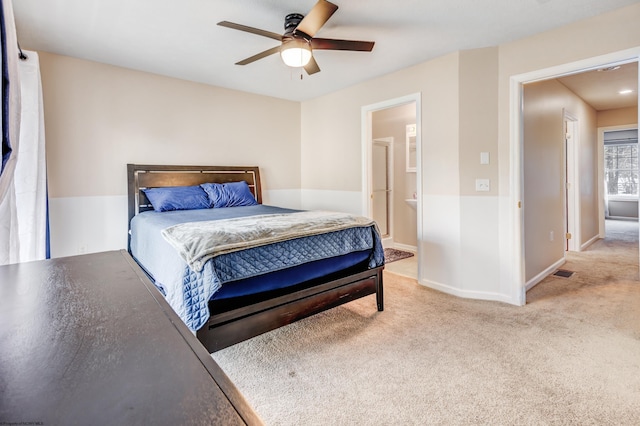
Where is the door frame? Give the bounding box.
[372,137,394,244]
[564,110,579,252]
[362,93,422,279]
[510,47,640,304]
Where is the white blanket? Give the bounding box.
[161,211,375,272]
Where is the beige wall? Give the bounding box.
[37,2,640,299]
[597,106,638,128]
[458,47,499,196]
[522,79,598,282]
[499,3,640,294]
[40,52,301,198]
[498,3,640,197]
[302,53,463,289]
[300,3,640,303]
[301,52,460,194]
[39,52,302,256]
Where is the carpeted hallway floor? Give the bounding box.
[213,220,640,425]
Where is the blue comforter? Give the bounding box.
[130,205,384,331]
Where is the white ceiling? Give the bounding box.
[557,62,638,111]
[12,0,640,102]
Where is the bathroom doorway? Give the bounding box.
[362,94,421,280]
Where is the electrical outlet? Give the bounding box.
[549,231,554,241]
[475,179,490,192]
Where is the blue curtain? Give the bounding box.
[0,0,11,177]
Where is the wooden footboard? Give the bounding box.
[197,266,384,352]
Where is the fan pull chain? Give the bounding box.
[289,69,304,81]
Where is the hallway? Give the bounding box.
[527,219,639,302]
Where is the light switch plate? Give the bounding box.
[475,178,490,192]
[480,152,490,165]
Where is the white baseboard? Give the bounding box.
[393,242,417,253]
[580,234,600,251]
[418,278,517,305]
[525,257,565,291]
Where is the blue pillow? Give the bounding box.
[142,185,212,212]
[200,181,258,208]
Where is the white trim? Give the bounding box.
[509,76,526,305]
[393,242,417,252]
[509,48,640,85]
[422,279,516,305]
[525,257,565,291]
[362,93,422,281]
[510,47,640,304]
[563,111,580,252]
[361,110,373,216]
[581,233,600,251]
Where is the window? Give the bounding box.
[605,143,638,196]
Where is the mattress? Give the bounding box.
[129,205,384,331]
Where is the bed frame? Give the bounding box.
[127,164,384,352]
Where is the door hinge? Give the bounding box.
[566,233,572,239]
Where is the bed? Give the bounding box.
[127,164,384,352]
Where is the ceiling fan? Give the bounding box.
[217,0,375,75]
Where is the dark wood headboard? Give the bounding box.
[127,164,262,227]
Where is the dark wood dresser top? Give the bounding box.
[0,250,262,425]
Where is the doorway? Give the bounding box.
[513,51,640,303]
[362,93,421,281]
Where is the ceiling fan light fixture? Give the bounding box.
[280,39,312,68]
[219,0,374,75]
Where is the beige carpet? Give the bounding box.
[213,220,640,425]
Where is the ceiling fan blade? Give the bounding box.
[311,38,375,52]
[304,56,321,75]
[294,0,338,38]
[235,46,282,65]
[217,21,283,42]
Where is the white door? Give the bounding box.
[564,113,578,251]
